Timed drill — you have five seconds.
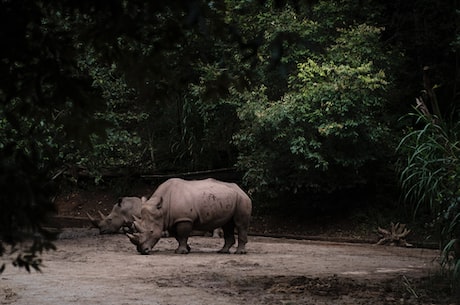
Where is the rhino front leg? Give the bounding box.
[218,222,235,254]
[174,221,192,254]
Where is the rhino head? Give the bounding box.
[87,197,135,234]
[127,196,164,255]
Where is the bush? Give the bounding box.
[234,25,393,201]
[398,98,459,289]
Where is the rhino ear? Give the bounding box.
[156,197,163,209]
[117,197,123,206]
[122,216,132,226]
[141,196,148,204]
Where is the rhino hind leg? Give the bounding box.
[234,217,250,254]
[235,229,248,254]
[218,222,236,254]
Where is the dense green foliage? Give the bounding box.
[395,4,459,288]
[1,0,459,275]
[398,98,459,288]
[398,112,459,221]
[235,24,392,196]
[398,77,459,290]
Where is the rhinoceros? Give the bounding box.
[127,178,252,255]
[87,197,142,234]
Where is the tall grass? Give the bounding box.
[397,99,459,290]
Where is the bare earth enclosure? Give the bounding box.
[0,228,444,305]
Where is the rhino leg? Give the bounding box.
[235,229,248,254]
[218,222,235,254]
[174,221,192,254]
[234,218,250,254]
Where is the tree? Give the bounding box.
[231,2,396,204]
[0,1,106,272]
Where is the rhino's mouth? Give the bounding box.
[140,247,151,255]
[127,233,159,255]
[139,238,160,255]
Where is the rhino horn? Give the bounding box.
[98,210,106,220]
[132,214,142,223]
[122,215,132,225]
[86,212,100,228]
[133,220,144,233]
[126,233,139,245]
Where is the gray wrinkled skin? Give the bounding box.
[127,178,252,255]
[87,197,142,234]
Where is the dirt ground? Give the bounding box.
[0,228,447,305]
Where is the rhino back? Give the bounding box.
[119,197,142,217]
[108,197,142,220]
[155,178,251,230]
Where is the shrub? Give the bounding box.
[398,98,459,289]
[234,25,392,201]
